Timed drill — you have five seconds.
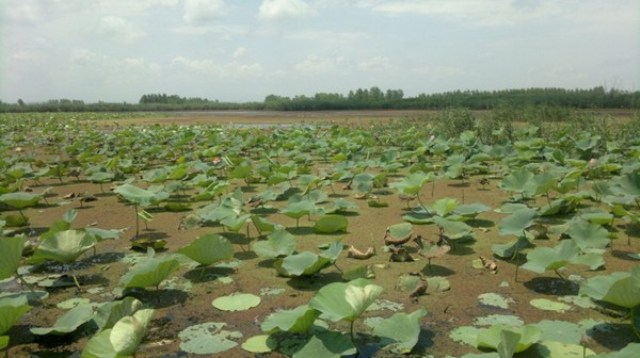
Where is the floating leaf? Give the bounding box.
[478,293,513,309]
[241,335,276,354]
[530,298,572,312]
[212,293,260,312]
[178,322,242,355]
[473,315,524,327]
[449,326,482,346]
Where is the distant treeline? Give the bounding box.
[1,86,638,113]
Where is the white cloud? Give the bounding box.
[294,55,338,74]
[358,56,393,71]
[183,0,226,25]
[172,56,263,78]
[100,16,145,43]
[258,0,315,20]
[3,0,43,23]
[233,47,247,58]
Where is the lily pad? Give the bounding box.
[212,293,261,312]
[473,314,524,327]
[478,293,513,309]
[530,298,572,312]
[449,326,482,346]
[178,322,243,355]
[241,334,276,354]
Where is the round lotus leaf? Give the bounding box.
[241,335,276,353]
[530,298,572,312]
[212,293,261,312]
[178,322,242,355]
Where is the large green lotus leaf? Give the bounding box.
[0,235,26,280]
[565,220,610,250]
[113,183,164,207]
[0,192,42,209]
[0,295,31,335]
[178,322,242,355]
[497,330,520,358]
[521,240,578,274]
[498,208,537,236]
[431,197,460,217]
[212,293,261,312]
[433,216,472,239]
[94,297,144,331]
[314,215,348,234]
[390,172,432,196]
[292,329,355,358]
[453,202,491,219]
[252,229,296,259]
[276,252,332,277]
[500,168,536,196]
[309,278,374,322]
[614,172,640,197]
[387,222,413,240]
[318,240,344,261]
[352,173,374,193]
[110,309,154,356]
[251,215,280,234]
[580,267,640,308]
[221,214,251,232]
[261,305,320,334]
[476,325,541,353]
[119,255,180,289]
[178,234,233,266]
[82,329,121,358]
[196,203,237,223]
[30,304,94,335]
[281,200,316,219]
[492,236,533,259]
[30,230,97,264]
[371,308,427,354]
[344,283,383,317]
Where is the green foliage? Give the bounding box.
[178,234,234,266]
[119,255,180,289]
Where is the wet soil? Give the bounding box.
[2,112,638,357]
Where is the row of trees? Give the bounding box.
[1,86,638,113]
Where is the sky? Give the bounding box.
[1,0,639,103]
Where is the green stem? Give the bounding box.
[349,320,360,357]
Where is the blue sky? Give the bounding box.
[1,0,638,103]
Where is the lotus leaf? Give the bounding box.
[389,171,432,196]
[0,236,26,280]
[534,341,595,357]
[500,168,536,198]
[309,278,379,322]
[314,214,348,234]
[30,229,97,264]
[275,251,332,277]
[110,309,154,355]
[530,298,572,312]
[0,295,31,337]
[387,222,413,240]
[453,202,491,219]
[292,329,355,358]
[261,304,320,334]
[94,297,144,331]
[478,293,513,309]
[431,197,460,217]
[371,308,427,354]
[30,304,94,335]
[212,293,261,312]
[221,213,251,232]
[178,321,242,355]
[566,220,610,250]
[119,255,180,289]
[580,266,640,309]
[113,183,168,207]
[252,229,296,259]
[521,240,578,274]
[178,234,233,266]
[433,216,473,239]
[0,192,42,210]
[498,208,537,236]
[241,335,276,354]
[476,324,542,353]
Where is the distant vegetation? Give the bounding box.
[1,86,638,113]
